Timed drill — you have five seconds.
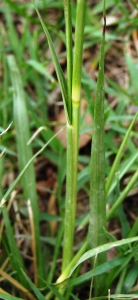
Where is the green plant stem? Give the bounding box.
[46,239,88,299]
[72,0,86,105]
[62,0,86,272]
[89,20,106,255]
[62,125,74,271]
[71,0,86,241]
[63,0,73,120]
[89,1,106,295]
[72,0,87,202]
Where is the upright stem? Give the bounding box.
[72,0,86,106]
[62,0,86,271]
[89,1,106,295]
[62,124,74,271]
[72,0,86,218]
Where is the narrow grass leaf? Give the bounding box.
[106,111,138,195]
[29,111,63,152]
[123,263,138,293]
[26,59,55,82]
[91,294,138,300]
[108,151,138,196]
[0,268,35,300]
[118,205,130,238]
[3,3,21,61]
[68,236,138,277]
[21,270,46,300]
[0,127,65,210]
[125,53,138,101]
[7,54,45,285]
[107,168,138,220]
[70,294,80,300]
[63,0,73,120]
[1,206,28,288]
[104,245,138,292]
[66,256,126,288]
[128,218,138,238]
[105,76,133,101]
[32,1,70,124]
[47,224,64,283]
[0,294,24,300]
[46,284,65,300]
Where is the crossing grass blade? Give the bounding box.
[65,256,126,288]
[0,126,65,211]
[68,236,138,278]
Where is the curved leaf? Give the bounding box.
[32,1,70,124]
[68,236,138,277]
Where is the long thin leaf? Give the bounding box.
[7,54,44,285]
[0,126,65,210]
[21,270,46,300]
[63,0,73,120]
[0,294,24,300]
[1,206,29,289]
[32,1,70,124]
[89,294,138,300]
[65,256,126,288]
[0,269,35,300]
[107,168,138,220]
[68,236,138,277]
[106,111,138,195]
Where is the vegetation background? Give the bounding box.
[0,0,138,299]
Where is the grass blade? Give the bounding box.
[0,269,35,300]
[106,111,138,195]
[1,205,29,289]
[0,127,65,210]
[32,1,70,124]
[0,294,24,300]
[107,168,138,220]
[63,0,73,120]
[65,256,125,288]
[7,54,44,286]
[21,270,46,300]
[69,236,138,277]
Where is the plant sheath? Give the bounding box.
[89,1,106,295]
[62,0,87,271]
